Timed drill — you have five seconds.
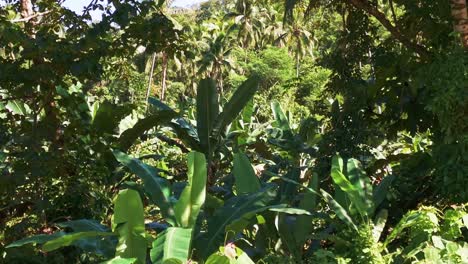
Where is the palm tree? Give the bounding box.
[197,14,236,95]
[257,5,283,49]
[173,23,208,96]
[227,0,265,49]
[198,33,235,95]
[275,16,315,77]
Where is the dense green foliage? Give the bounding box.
[1,0,467,263]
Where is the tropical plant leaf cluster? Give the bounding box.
[1,0,467,263]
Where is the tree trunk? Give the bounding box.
[20,0,34,20]
[450,0,468,48]
[191,62,196,96]
[296,60,300,78]
[160,52,168,101]
[219,71,224,96]
[212,64,224,96]
[295,49,300,78]
[145,52,157,111]
[20,0,36,36]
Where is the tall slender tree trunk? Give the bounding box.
[212,65,224,96]
[295,51,300,78]
[145,52,157,111]
[219,71,224,96]
[450,0,468,48]
[192,62,196,95]
[160,52,168,101]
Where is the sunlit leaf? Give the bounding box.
[174,152,207,228]
[42,231,113,252]
[113,150,175,224]
[321,189,358,231]
[112,189,147,264]
[150,227,192,264]
[233,152,261,195]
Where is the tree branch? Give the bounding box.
[346,0,430,59]
[10,10,52,23]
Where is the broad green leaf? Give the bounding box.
[277,213,300,260]
[148,97,175,112]
[280,168,301,202]
[150,227,192,264]
[118,111,177,151]
[6,232,65,248]
[56,220,116,258]
[267,205,312,215]
[213,246,256,264]
[90,101,100,122]
[6,223,115,257]
[6,100,28,115]
[321,189,358,231]
[241,98,254,125]
[196,78,219,157]
[232,250,255,264]
[268,175,320,196]
[205,193,225,211]
[174,152,207,228]
[42,231,113,252]
[148,98,198,149]
[57,219,110,232]
[118,111,139,136]
[347,158,374,214]
[169,118,201,151]
[205,254,230,264]
[294,172,319,246]
[162,259,184,264]
[347,159,372,197]
[372,174,395,208]
[212,75,260,141]
[92,101,132,135]
[373,209,388,243]
[102,257,137,264]
[271,100,291,132]
[226,204,311,234]
[330,156,367,218]
[233,152,261,195]
[112,189,147,264]
[113,150,175,224]
[332,155,344,173]
[195,185,277,258]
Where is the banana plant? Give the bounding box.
[321,155,395,241]
[267,100,319,160]
[6,151,209,264]
[6,189,145,264]
[127,75,260,165]
[113,147,310,261]
[113,151,207,263]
